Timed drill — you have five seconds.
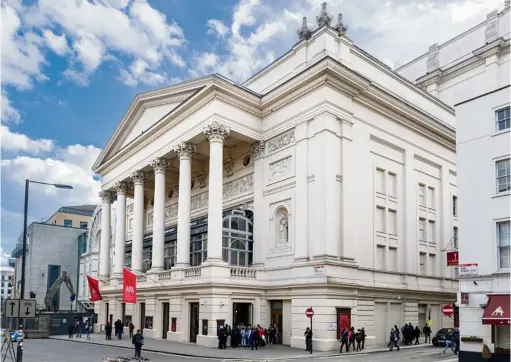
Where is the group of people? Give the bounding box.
[67,320,91,340]
[399,323,426,345]
[338,327,366,353]
[104,320,135,340]
[443,328,460,355]
[217,324,279,350]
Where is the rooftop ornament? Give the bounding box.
[316,2,332,27]
[297,17,312,40]
[334,13,349,35]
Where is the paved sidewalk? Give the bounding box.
[50,334,434,360]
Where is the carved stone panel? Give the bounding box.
[191,192,209,210]
[223,174,254,200]
[266,130,295,154]
[165,204,178,220]
[269,156,293,182]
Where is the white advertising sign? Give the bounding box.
[313,265,326,276]
[458,263,478,276]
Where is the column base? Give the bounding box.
[202,258,227,266]
[173,263,190,269]
[147,267,164,274]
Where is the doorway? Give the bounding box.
[105,303,109,325]
[270,300,283,344]
[233,303,252,326]
[140,303,146,333]
[162,303,170,339]
[189,303,199,343]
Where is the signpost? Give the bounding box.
[305,307,314,354]
[442,304,454,317]
[4,299,19,318]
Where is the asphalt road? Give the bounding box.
[10,339,459,362]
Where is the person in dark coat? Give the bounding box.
[132,329,144,359]
[105,322,112,340]
[68,323,74,338]
[339,328,349,353]
[414,325,422,345]
[360,327,366,350]
[423,324,431,344]
[129,322,135,338]
[218,326,227,349]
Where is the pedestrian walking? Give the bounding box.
[132,329,144,360]
[388,328,400,351]
[443,330,454,354]
[453,329,460,355]
[105,322,112,340]
[339,328,349,353]
[76,321,82,338]
[423,324,431,344]
[85,322,91,340]
[414,325,422,345]
[360,327,366,350]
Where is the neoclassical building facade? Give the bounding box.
[92,5,458,350]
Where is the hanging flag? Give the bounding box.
[123,267,137,304]
[86,275,103,302]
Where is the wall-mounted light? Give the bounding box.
[479,304,487,309]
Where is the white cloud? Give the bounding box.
[72,32,107,72]
[0,247,12,268]
[119,58,167,87]
[1,91,21,124]
[1,125,55,154]
[43,29,69,55]
[1,144,102,205]
[207,19,229,38]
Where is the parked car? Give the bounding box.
[432,328,451,346]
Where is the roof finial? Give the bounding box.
[334,13,348,35]
[316,2,332,27]
[505,0,510,8]
[297,17,312,40]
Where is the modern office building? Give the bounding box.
[397,2,510,360]
[92,4,458,350]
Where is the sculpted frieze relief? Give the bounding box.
[191,192,208,210]
[223,174,254,199]
[266,130,295,154]
[165,204,178,219]
[269,156,293,181]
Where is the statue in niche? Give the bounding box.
[279,213,289,245]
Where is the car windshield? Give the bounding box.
[437,329,449,334]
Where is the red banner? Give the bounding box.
[122,267,137,304]
[86,275,103,302]
[447,251,459,266]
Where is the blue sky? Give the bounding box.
[0,0,504,263]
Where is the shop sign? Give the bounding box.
[459,263,478,276]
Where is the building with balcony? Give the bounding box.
[397,2,510,360]
[92,4,458,350]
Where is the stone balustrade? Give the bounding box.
[158,270,172,281]
[230,267,257,279]
[184,267,201,279]
[136,274,147,282]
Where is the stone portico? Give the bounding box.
[92,3,457,351]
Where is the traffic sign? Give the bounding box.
[4,299,19,318]
[305,307,314,318]
[442,304,454,317]
[20,299,37,318]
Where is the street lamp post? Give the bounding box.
[19,179,73,302]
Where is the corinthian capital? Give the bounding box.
[174,142,196,160]
[130,170,148,185]
[203,121,230,142]
[114,181,128,195]
[99,190,113,203]
[150,157,170,174]
[251,141,265,159]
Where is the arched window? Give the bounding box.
[222,211,253,267]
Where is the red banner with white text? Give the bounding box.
[122,267,137,304]
[86,275,103,302]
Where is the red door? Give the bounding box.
[337,309,351,339]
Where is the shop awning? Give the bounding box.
[482,294,510,325]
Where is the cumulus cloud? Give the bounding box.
[1,91,21,124]
[43,29,69,55]
[207,19,229,38]
[1,125,54,155]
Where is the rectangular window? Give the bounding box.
[164,241,177,270]
[428,221,436,243]
[497,221,510,270]
[388,209,397,235]
[144,316,153,329]
[388,247,397,272]
[496,107,510,132]
[376,206,386,233]
[376,168,385,194]
[428,254,436,276]
[418,184,426,206]
[453,226,458,249]
[190,234,208,267]
[453,196,457,217]
[64,219,72,227]
[496,158,511,193]
[427,187,435,209]
[419,252,427,275]
[376,245,385,270]
[80,221,88,229]
[388,172,397,198]
[142,248,152,272]
[419,218,426,241]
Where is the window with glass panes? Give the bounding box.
[164,239,177,270]
[222,212,253,267]
[496,107,510,132]
[124,251,132,268]
[142,248,152,272]
[190,234,207,266]
[496,158,510,193]
[497,221,510,270]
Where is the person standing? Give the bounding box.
[360,327,366,350]
[85,322,91,340]
[105,322,112,340]
[132,329,144,360]
[414,325,421,345]
[76,321,82,338]
[129,322,135,338]
[68,322,74,338]
[444,330,454,354]
[339,328,349,353]
[423,324,431,344]
[250,327,259,350]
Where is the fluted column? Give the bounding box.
[99,190,112,279]
[113,182,128,276]
[130,170,148,272]
[203,122,230,263]
[251,141,265,266]
[174,142,196,267]
[149,158,169,272]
